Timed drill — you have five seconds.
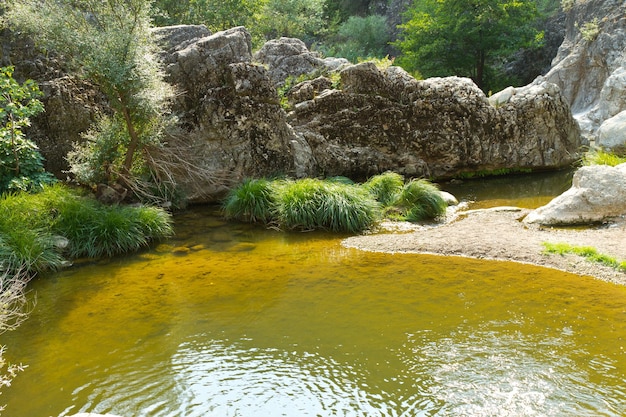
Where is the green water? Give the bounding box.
[3,171,626,416]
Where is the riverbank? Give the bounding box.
[342,207,626,285]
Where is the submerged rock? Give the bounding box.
[524,163,626,225]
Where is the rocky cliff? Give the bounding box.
[2,22,589,202]
[542,0,626,148]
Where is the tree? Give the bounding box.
[153,0,260,32]
[256,0,327,43]
[332,15,391,62]
[395,0,542,91]
[7,0,175,196]
[0,66,55,193]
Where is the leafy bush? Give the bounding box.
[331,15,391,62]
[0,66,56,194]
[397,179,447,222]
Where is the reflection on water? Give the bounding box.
[3,171,626,417]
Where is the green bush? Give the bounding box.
[397,179,447,222]
[582,149,626,166]
[331,15,391,62]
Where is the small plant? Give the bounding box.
[582,149,626,166]
[222,178,276,224]
[577,18,600,42]
[397,179,447,222]
[0,66,56,193]
[543,242,626,273]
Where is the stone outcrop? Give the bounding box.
[287,61,582,180]
[3,26,584,202]
[153,26,298,201]
[524,163,626,225]
[253,37,349,85]
[543,0,626,145]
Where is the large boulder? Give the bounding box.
[596,110,626,154]
[523,163,626,225]
[543,0,626,141]
[288,62,582,180]
[153,26,297,202]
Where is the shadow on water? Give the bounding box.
[3,169,626,417]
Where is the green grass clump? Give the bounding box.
[223,173,450,232]
[363,171,404,206]
[276,179,380,233]
[542,242,626,272]
[397,179,447,222]
[582,149,626,167]
[0,184,173,274]
[222,178,276,224]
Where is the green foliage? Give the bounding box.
[275,178,380,233]
[394,0,542,92]
[578,18,600,42]
[582,149,626,167]
[330,15,391,62]
[223,174,450,232]
[363,171,404,206]
[0,184,173,275]
[456,167,534,179]
[153,0,260,31]
[397,179,447,222]
[223,178,276,224]
[0,66,55,194]
[7,0,175,198]
[542,242,626,273]
[256,0,327,43]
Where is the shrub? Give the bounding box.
[331,15,391,63]
[0,66,56,194]
[222,178,276,224]
[397,179,447,222]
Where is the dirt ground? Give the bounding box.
[342,207,626,285]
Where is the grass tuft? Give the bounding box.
[222,178,276,224]
[397,179,447,222]
[542,242,626,273]
[582,149,626,167]
[363,171,404,207]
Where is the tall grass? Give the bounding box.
[0,184,173,274]
[397,179,447,222]
[276,179,380,233]
[363,171,404,206]
[222,178,276,224]
[224,174,450,232]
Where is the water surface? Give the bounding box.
[3,170,626,416]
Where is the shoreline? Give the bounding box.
[342,208,626,286]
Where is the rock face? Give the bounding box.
[3,26,584,202]
[287,62,581,180]
[543,0,626,145]
[253,37,349,85]
[524,163,626,225]
[153,26,298,201]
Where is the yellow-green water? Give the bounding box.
[3,171,626,416]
